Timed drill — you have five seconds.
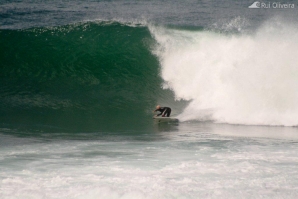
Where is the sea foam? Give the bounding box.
[150,18,298,126]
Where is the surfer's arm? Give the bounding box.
[153,109,159,113]
[153,109,162,116]
[154,108,163,116]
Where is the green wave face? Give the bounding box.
[0,22,162,132]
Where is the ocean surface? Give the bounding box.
[1,0,298,198]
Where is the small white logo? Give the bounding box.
[249,1,261,8]
[248,1,295,9]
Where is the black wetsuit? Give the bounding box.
[155,107,171,117]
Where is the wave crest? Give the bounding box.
[150,18,298,126]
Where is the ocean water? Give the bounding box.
[1,0,298,198]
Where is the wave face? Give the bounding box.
[0,22,163,131]
[150,18,298,126]
[2,17,298,131]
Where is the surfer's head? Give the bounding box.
[156,105,160,109]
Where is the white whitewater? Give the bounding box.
[150,18,298,126]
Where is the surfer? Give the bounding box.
[153,105,171,117]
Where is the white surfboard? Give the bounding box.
[153,116,179,123]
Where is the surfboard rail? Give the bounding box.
[153,116,179,123]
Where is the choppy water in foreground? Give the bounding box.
[1,122,298,198]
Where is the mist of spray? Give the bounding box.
[150,18,298,126]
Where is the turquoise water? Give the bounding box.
[1,0,298,198]
[0,22,163,131]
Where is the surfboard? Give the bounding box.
[153,117,179,123]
